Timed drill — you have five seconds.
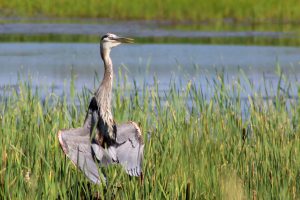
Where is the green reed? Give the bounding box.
[1,0,300,23]
[0,69,300,199]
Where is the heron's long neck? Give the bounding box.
[95,48,114,138]
[98,49,113,95]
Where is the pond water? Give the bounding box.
[0,42,299,100]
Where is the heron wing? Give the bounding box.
[58,128,101,184]
[91,142,114,166]
[114,122,144,177]
[57,97,102,184]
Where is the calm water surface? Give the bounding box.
[0,42,299,99]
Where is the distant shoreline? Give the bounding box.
[1,0,300,24]
[1,21,300,46]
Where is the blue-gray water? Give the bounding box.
[0,42,300,99]
[0,23,294,38]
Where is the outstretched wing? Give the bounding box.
[114,122,144,177]
[58,97,144,182]
[57,97,103,184]
[58,128,101,184]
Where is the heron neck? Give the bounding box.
[101,50,113,90]
[97,48,113,105]
[95,47,114,138]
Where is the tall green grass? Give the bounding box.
[1,0,300,23]
[1,70,300,199]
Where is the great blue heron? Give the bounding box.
[57,33,144,184]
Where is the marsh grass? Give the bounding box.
[1,0,300,23]
[1,70,300,199]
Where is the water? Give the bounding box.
[0,42,299,100]
[0,23,294,38]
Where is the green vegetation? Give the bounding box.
[1,69,300,199]
[2,33,300,46]
[0,0,300,23]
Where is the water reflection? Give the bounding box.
[0,42,299,99]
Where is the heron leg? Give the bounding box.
[140,172,144,185]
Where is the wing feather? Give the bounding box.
[58,128,101,184]
[58,98,144,183]
[114,122,144,177]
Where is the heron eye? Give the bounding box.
[101,35,109,40]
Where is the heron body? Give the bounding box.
[58,33,144,184]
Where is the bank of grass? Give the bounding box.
[1,70,300,199]
[3,34,300,46]
[0,0,300,23]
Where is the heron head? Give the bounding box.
[100,33,134,50]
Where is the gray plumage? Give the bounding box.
[92,122,144,176]
[57,33,144,184]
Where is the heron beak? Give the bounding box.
[115,37,134,43]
